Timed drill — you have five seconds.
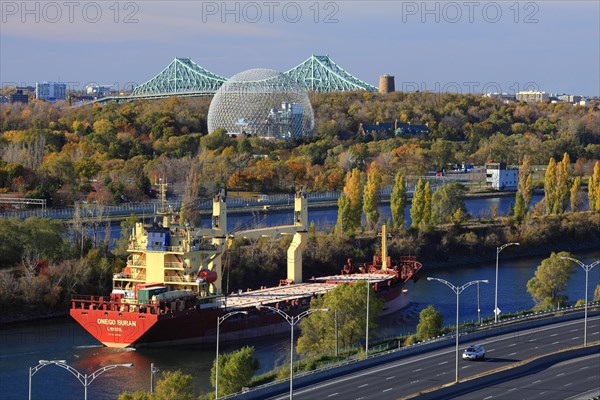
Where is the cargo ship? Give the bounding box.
[70,187,422,348]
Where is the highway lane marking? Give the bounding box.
[413,368,422,372]
[287,317,600,397]
[508,388,517,392]
[385,376,395,380]
[572,336,580,340]
[327,393,339,397]
[532,380,542,384]
[410,380,419,384]
[487,348,495,352]
[552,341,560,345]
[438,361,448,365]
[358,384,368,388]
[564,383,573,387]
[569,328,578,332]
[508,352,517,356]
[483,396,493,400]
[556,373,565,377]
[550,333,558,337]
[585,376,597,380]
[383,388,392,392]
[508,343,517,347]
[355,397,364,400]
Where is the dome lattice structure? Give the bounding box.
[207,69,314,140]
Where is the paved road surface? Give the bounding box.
[269,316,600,400]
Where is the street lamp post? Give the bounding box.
[428,277,488,383]
[29,360,133,400]
[150,363,159,393]
[215,310,248,399]
[257,305,329,400]
[495,242,519,323]
[365,278,370,356]
[560,256,599,347]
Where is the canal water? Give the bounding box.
[2,194,598,399]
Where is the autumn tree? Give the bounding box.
[553,152,571,214]
[363,162,382,230]
[526,251,577,311]
[297,281,383,357]
[336,169,363,235]
[390,173,407,231]
[544,158,557,214]
[570,176,582,212]
[415,305,443,341]
[210,346,259,397]
[589,161,600,212]
[517,156,533,213]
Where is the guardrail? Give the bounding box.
[0,187,424,221]
[223,302,600,399]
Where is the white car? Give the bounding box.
[462,344,486,360]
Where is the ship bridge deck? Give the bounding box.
[223,273,394,310]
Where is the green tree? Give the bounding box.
[363,162,382,230]
[210,346,259,397]
[570,176,582,212]
[390,173,407,231]
[118,370,194,400]
[335,193,351,236]
[415,304,443,341]
[422,181,432,228]
[514,192,526,222]
[526,251,577,311]
[544,158,557,214]
[297,281,383,357]
[410,179,426,228]
[431,182,466,224]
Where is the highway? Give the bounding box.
[457,354,599,400]
[267,316,599,400]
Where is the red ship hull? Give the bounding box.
[70,281,412,348]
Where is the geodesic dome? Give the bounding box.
[207,68,314,140]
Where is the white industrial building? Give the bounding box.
[486,162,518,191]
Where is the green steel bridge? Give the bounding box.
[84,55,377,105]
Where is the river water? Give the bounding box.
[2,195,598,400]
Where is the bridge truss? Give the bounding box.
[131,57,226,98]
[285,55,377,92]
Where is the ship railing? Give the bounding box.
[70,294,162,314]
[164,262,186,270]
[164,275,196,283]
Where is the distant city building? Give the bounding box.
[359,120,429,136]
[379,75,395,94]
[86,85,112,98]
[484,93,516,102]
[9,90,28,104]
[35,82,67,101]
[557,94,582,103]
[486,162,518,191]
[580,98,590,106]
[516,91,549,103]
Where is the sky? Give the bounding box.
[1,1,599,97]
